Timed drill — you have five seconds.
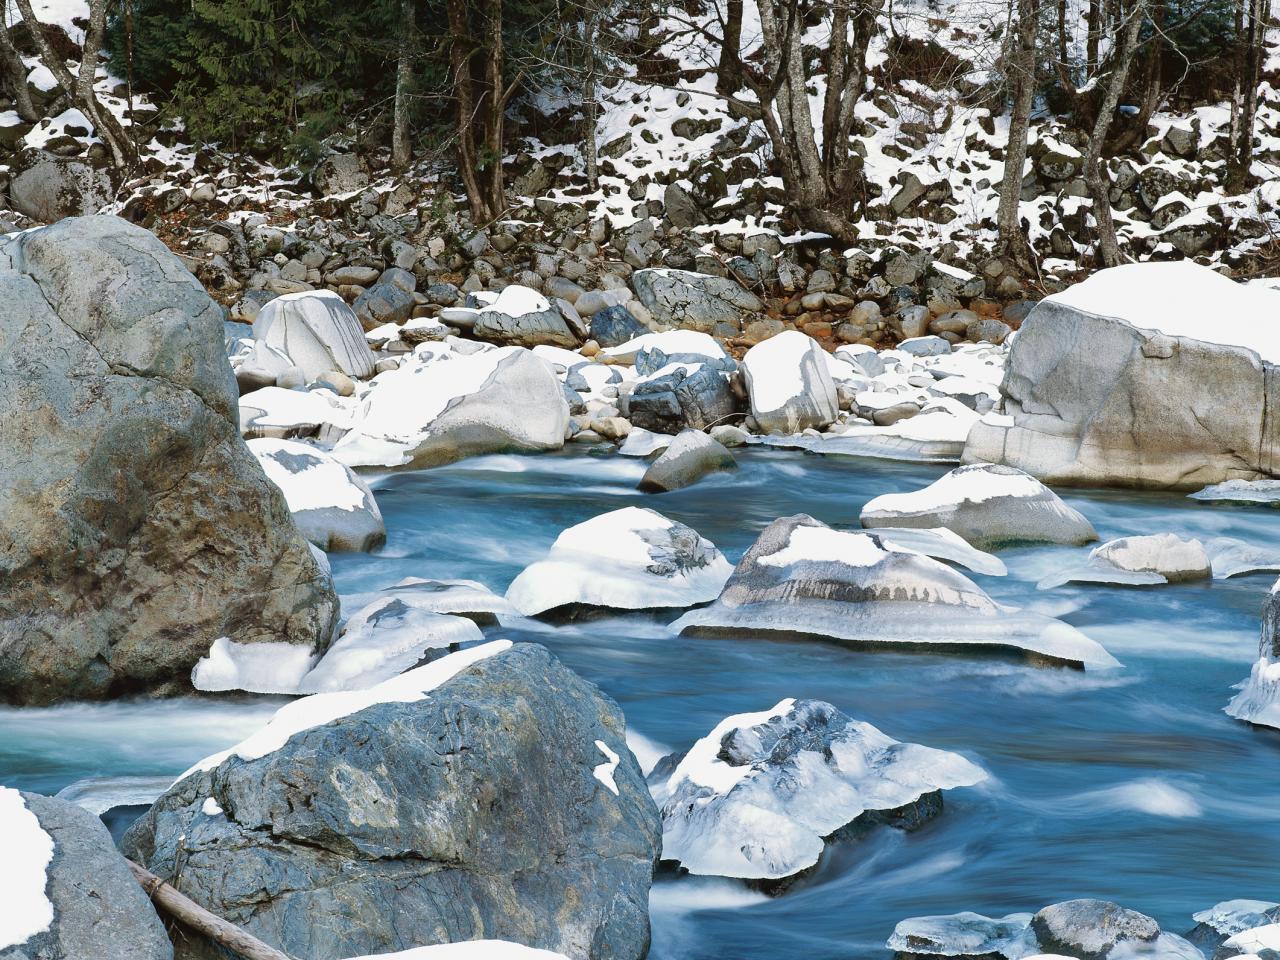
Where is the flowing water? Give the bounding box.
[3,447,1278,959]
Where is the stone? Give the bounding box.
[673,515,1118,668]
[638,429,737,492]
[663,181,702,228]
[898,335,951,357]
[124,643,660,960]
[313,152,368,195]
[1031,900,1160,960]
[248,438,385,553]
[965,317,1010,344]
[1092,534,1211,582]
[629,361,736,435]
[742,331,839,435]
[8,149,114,222]
[506,508,733,616]
[710,424,751,446]
[964,261,1280,488]
[631,268,762,332]
[0,216,337,706]
[333,346,569,469]
[590,304,648,347]
[1,788,172,960]
[249,290,376,381]
[352,276,416,330]
[861,463,1098,549]
[648,699,985,884]
[327,264,381,286]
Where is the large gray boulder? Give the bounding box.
[742,331,839,435]
[861,463,1098,549]
[638,428,736,492]
[0,216,337,705]
[123,642,661,960]
[0,788,172,960]
[628,361,736,434]
[963,261,1280,489]
[8,150,114,223]
[1030,900,1161,960]
[248,290,376,381]
[631,268,762,332]
[673,514,1118,668]
[333,346,569,468]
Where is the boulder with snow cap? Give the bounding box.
[333,346,569,468]
[1030,901,1162,960]
[248,289,376,381]
[0,787,172,960]
[378,577,517,625]
[648,698,984,885]
[506,507,733,616]
[742,331,839,435]
[454,285,581,349]
[673,515,1118,668]
[1217,921,1280,960]
[1190,479,1280,508]
[249,438,385,552]
[0,215,337,706]
[631,268,763,332]
[638,429,737,492]
[124,642,661,960]
[861,463,1098,549]
[1038,533,1211,589]
[628,361,736,434]
[1186,900,1279,953]
[963,261,1280,489]
[600,329,731,367]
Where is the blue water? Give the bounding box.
[2,447,1278,959]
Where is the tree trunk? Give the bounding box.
[128,860,293,960]
[583,12,600,191]
[0,23,37,122]
[1082,0,1145,267]
[15,0,135,169]
[481,0,506,219]
[717,0,744,94]
[996,0,1039,272]
[1087,0,1102,66]
[391,0,414,171]
[1230,0,1268,190]
[448,0,493,221]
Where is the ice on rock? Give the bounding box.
[862,463,1098,549]
[0,786,55,950]
[1226,577,1280,731]
[618,427,673,457]
[673,515,1119,668]
[505,507,733,616]
[1190,479,1280,508]
[380,577,517,625]
[1187,900,1279,951]
[887,911,1037,959]
[298,595,486,694]
[599,330,729,366]
[757,400,980,463]
[239,385,356,439]
[1202,537,1280,579]
[192,636,319,694]
[1221,923,1280,959]
[648,699,985,882]
[1038,534,1211,589]
[54,776,180,816]
[869,526,1008,577]
[339,942,572,960]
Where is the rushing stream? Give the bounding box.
[3,447,1278,960]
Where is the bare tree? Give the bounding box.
[391,0,415,171]
[995,0,1040,272]
[14,0,135,168]
[716,0,744,94]
[1229,0,1270,191]
[1081,0,1146,267]
[0,19,37,122]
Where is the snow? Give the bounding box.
[1190,479,1280,507]
[664,700,797,796]
[618,428,673,457]
[201,797,223,816]
[592,740,621,795]
[183,640,512,777]
[191,636,317,695]
[742,330,815,412]
[239,386,354,436]
[505,507,733,615]
[0,786,55,951]
[600,330,728,365]
[1046,261,1280,364]
[249,438,367,512]
[1225,655,1280,730]
[1223,924,1280,957]
[863,463,1044,515]
[760,526,892,569]
[868,527,1008,577]
[338,943,571,960]
[1192,900,1279,938]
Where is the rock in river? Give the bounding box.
[506,507,733,616]
[861,463,1098,549]
[672,515,1118,668]
[639,429,737,493]
[0,215,337,705]
[124,642,661,960]
[647,698,984,884]
[1225,577,1280,731]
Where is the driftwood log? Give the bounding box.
[127,859,293,960]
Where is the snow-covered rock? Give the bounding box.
[378,577,517,625]
[673,515,1118,668]
[0,787,172,959]
[861,463,1098,549]
[599,329,730,367]
[964,262,1280,489]
[868,526,1008,577]
[444,285,580,348]
[249,438,385,552]
[1202,538,1280,579]
[505,507,733,616]
[743,331,839,435]
[1186,900,1279,952]
[297,595,485,693]
[647,698,984,883]
[1037,533,1212,589]
[1220,922,1280,960]
[333,346,569,468]
[628,359,735,434]
[638,428,736,492]
[238,385,355,439]
[619,427,673,457]
[1190,479,1280,508]
[248,290,376,381]
[1226,578,1280,731]
[191,636,319,694]
[887,911,1037,959]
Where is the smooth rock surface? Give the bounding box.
[249,290,376,381]
[638,429,736,493]
[742,331,839,435]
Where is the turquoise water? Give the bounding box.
[2,447,1278,958]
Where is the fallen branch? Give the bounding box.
[127,860,293,960]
